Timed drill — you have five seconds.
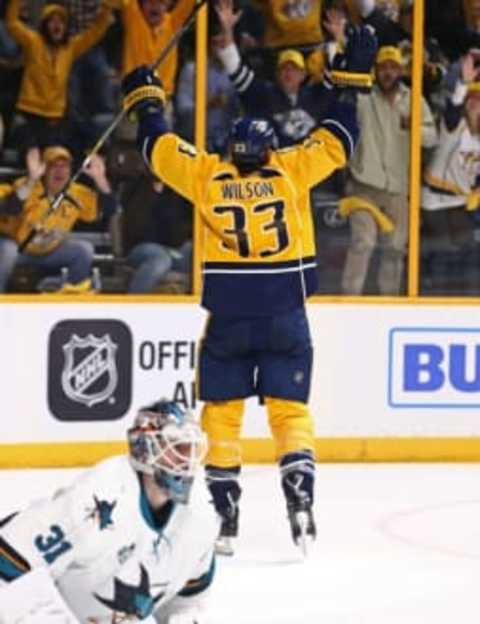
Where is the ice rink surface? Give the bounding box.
[1,463,479,623]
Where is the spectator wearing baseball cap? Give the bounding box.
[0,144,119,293]
[376,44,403,66]
[212,0,346,147]
[277,49,306,70]
[421,52,480,295]
[340,44,437,296]
[5,0,116,154]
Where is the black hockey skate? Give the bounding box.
[280,452,317,556]
[205,465,241,556]
[216,500,239,557]
[286,497,316,554]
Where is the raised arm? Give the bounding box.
[70,1,114,59]
[171,0,196,29]
[351,0,406,46]
[5,0,36,48]
[444,53,478,132]
[275,24,378,188]
[213,0,272,115]
[121,66,216,202]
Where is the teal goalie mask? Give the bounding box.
[127,400,207,504]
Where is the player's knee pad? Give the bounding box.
[265,397,314,458]
[201,400,244,467]
[280,450,315,507]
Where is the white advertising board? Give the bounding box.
[308,304,480,436]
[1,301,480,452]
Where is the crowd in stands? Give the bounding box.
[0,0,479,296]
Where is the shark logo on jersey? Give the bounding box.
[86,495,117,530]
[61,333,118,407]
[94,564,165,620]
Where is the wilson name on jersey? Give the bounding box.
[147,122,352,316]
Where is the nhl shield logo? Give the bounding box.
[62,333,118,407]
[48,319,132,421]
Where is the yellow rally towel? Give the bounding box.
[466,189,480,212]
[339,196,395,233]
[58,279,95,294]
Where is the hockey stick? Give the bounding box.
[19,0,208,253]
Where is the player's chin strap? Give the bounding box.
[18,0,209,253]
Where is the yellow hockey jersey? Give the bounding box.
[148,127,347,316]
[0,179,99,256]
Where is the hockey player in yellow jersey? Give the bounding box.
[122,24,376,555]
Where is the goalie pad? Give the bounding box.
[0,567,80,624]
[156,590,210,624]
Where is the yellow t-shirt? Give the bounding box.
[0,179,99,255]
[122,0,195,97]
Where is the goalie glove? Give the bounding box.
[326,25,377,91]
[122,65,166,122]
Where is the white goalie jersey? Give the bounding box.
[0,455,219,623]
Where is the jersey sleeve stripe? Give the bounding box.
[203,263,317,275]
[320,118,355,159]
[230,63,254,92]
[0,537,31,581]
[203,256,316,272]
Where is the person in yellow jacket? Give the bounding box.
[0,146,118,293]
[6,0,119,150]
[121,0,196,99]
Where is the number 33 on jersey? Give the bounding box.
[148,127,349,316]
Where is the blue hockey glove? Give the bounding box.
[122,65,166,122]
[328,25,378,91]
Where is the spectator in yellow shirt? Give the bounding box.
[121,0,196,99]
[0,146,118,293]
[6,0,116,152]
